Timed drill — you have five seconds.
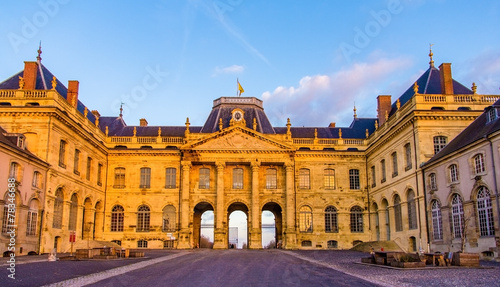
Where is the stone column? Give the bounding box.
[213,162,226,249]
[284,162,297,249]
[177,161,191,249]
[83,208,95,240]
[249,161,261,249]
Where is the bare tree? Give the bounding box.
[459,211,474,252]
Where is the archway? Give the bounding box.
[262,202,282,248]
[371,202,380,241]
[227,202,249,249]
[193,202,214,248]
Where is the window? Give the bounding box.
[140,167,151,188]
[327,240,338,248]
[86,157,92,181]
[394,195,403,232]
[324,169,335,189]
[26,209,38,236]
[2,203,14,235]
[451,194,464,238]
[232,168,243,189]
[433,136,447,154]
[325,206,338,233]
[165,168,176,188]
[59,140,67,168]
[32,171,42,188]
[449,164,459,183]
[428,173,437,191]
[68,194,78,231]
[114,167,126,188]
[370,166,376,187]
[487,108,497,122]
[111,240,122,246]
[111,205,124,232]
[405,143,412,170]
[299,169,310,189]
[349,169,360,190]
[407,190,417,230]
[199,168,210,189]
[350,206,363,233]
[97,163,103,186]
[9,162,20,181]
[477,187,495,236]
[391,152,398,177]
[137,205,150,232]
[299,206,312,232]
[162,205,176,232]
[301,240,312,247]
[381,159,386,183]
[137,240,148,248]
[266,168,277,189]
[474,154,485,174]
[74,149,80,175]
[431,200,443,240]
[52,188,64,229]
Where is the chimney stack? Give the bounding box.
[439,63,454,95]
[377,95,392,126]
[67,80,79,107]
[140,118,148,127]
[23,61,38,90]
[328,122,336,128]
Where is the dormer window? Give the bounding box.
[487,108,497,123]
[17,135,25,149]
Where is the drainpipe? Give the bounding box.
[365,157,372,237]
[38,210,44,254]
[485,135,500,236]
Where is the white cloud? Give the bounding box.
[460,49,500,94]
[262,56,413,127]
[212,64,244,77]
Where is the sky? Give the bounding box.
[1,0,500,129]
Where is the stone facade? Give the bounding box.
[0,53,499,254]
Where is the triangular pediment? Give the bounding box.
[183,126,293,151]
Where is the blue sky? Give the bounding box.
[1,0,500,128]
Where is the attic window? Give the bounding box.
[140,145,153,149]
[487,108,498,123]
[458,107,471,111]
[431,107,444,110]
[25,102,40,106]
[17,136,25,149]
[0,102,11,106]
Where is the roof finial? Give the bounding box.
[353,103,357,119]
[119,102,123,117]
[37,41,42,63]
[429,43,434,68]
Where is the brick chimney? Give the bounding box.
[377,95,392,126]
[329,122,336,128]
[67,80,79,107]
[140,118,148,127]
[439,63,454,95]
[23,61,38,90]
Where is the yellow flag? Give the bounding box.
[238,80,244,96]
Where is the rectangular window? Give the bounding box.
[450,164,459,183]
[349,169,360,190]
[392,152,398,177]
[266,168,277,189]
[299,169,310,189]
[74,149,80,175]
[405,143,412,171]
[9,162,19,180]
[232,168,243,189]
[370,166,376,187]
[474,154,485,174]
[26,210,37,236]
[433,136,447,154]
[165,168,176,188]
[381,159,386,183]
[32,171,42,188]
[324,169,335,189]
[140,167,151,188]
[114,167,126,188]
[86,157,92,181]
[199,168,210,189]
[59,140,66,168]
[97,163,103,186]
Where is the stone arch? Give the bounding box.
[82,197,94,240]
[94,201,104,240]
[193,201,215,249]
[262,201,283,249]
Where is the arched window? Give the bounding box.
[111,205,124,232]
[449,164,459,183]
[394,195,403,232]
[451,194,464,238]
[407,190,417,230]
[68,194,78,231]
[433,136,447,154]
[52,188,64,229]
[301,240,312,247]
[232,168,243,189]
[114,167,126,188]
[137,205,150,232]
[477,187,495,236]
[299,206,312,232]
[474,154,485,174]
[350,206,363,233]
[324,206,338,233]
[299,169,310,189]
[324,169,335,189]
[162,205,176,232]
[431,200,443,240]
[199,168,210,189]
[327,240,338,248]
[266,168,277,189]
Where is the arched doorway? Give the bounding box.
[381,199,390,241]
[262,202,282,248]
[371,202,380,241]
[227,202,249,249]
[193,202,214,248]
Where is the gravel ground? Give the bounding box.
[287,250,500,287]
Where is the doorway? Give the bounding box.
[227,202,249,249]
[262,202,282,248]
[193,202,214,248]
